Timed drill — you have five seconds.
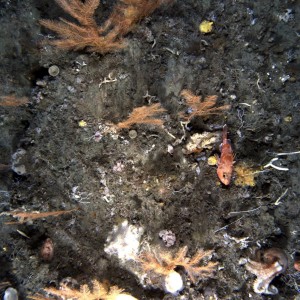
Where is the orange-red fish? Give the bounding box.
[217,125,234,185]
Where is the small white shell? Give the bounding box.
[129,130,137,139]
[48,65,60,77]
[115,295,138,300]
[4,287,18,300]
[167,144,174,155]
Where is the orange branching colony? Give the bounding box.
[0,95,29,106]
[30,279,137,300]
[180,89,230,121]
[103,0,167,36]
[40,0,165,53]
[116,103,166,129]
[2,209,77,224]
[139,246,218,283]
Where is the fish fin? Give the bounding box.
[219,143,223,152]
[222,124,228,140]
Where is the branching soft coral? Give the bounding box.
[139,246,218,283]
[179,89,230,122]
[40,0,167,53]
[116,103,166,129]
[105,0,165,36]
[40,0,124,53]
[31,279,137,300]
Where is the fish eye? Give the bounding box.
[223,173,228,179]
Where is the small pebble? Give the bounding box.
[94,131,102,142]
[36,80,47,87]
[167,144,174,155]
[159,230,176,247]
[67,86,76,93]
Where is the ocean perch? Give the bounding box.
[217,125,234,185]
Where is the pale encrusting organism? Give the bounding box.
[234,162,258,187]
[245,248,288,295]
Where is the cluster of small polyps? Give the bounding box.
[104,220,218,295]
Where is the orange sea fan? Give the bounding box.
[40,0,168,53]
[116,103,166,129]
[179,89,230,121]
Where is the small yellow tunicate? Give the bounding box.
[208,156,218,166]
[78,120,87,127]
[284,116,292,122]
[199,20,214,33]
